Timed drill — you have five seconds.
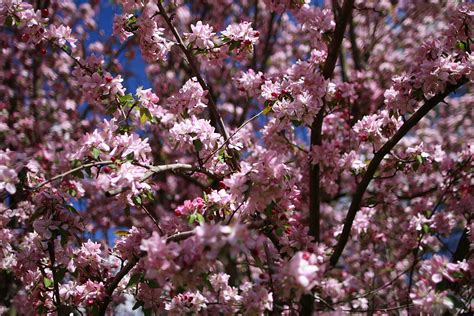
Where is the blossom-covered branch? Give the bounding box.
[330,77,469,267]
[309,0,355,241]
[0,1,472,315]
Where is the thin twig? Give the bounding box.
[156,2,242,171]
[139,204,164,235]
[105,163,216,197]
[203,110,264,165]
[156,3,227,140]
[31,160,114,191]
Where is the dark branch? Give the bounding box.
[156,1,240,171]
[329,78,468,267]
[309,0,355,241]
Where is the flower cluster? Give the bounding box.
[167,78,208,115]
[136,7,174,63]
[0,1,473,315]
[185,21,215,49]
[72,56,126,106]
[169,116,223,162]
[352,110,401,147]
[112,14,135,42]
[263,0,310,13]
[410,255,469,313]
[0,150,19,194]
[174,197,205,217]
[384,7,474,114]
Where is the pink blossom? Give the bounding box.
[239,282,273,314]
[288,251,323,292]
[222,21,259,47]
[47,25,77,48]
[74,240,103,272]
[137,16,173,62]
[174,197,205,217]
[114,226,146,259]
[113,14,134,42]
[140,232,180,282]
[185,21,215,49]
[165,291,208,314]
[167,77,208,115]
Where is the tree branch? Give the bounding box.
[329,78,468,267]
[156,4,224,137]
[105,163,217,196]
[156,1,240,171]
[348,11,362,70]
[97,229,197,314]
[308,0,355,241]
[47,240,61,308]
[31,160,114,191]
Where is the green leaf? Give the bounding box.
[264,100,273,107]
[71,159,82,168]
[416,154,423,165]
[132,195,142,205]
[229,40,241,51]
[140,108,148,125]
[118,124,133,134]
[451,271,464,278]
[146,279,160,288]
[106,104,117,115]
[55,268,67,283]
[125,152,135,161]
[455,40,467,51]
[413,160,420,172]
[124,16,138,32]
[13,15,21,27]
[71,170,84,179]
[275,227,284,236]
[132,300,144,310]
[196,213,205,224]
[126,273,142,288]
[446,294,465,309]
[43,277,53,288]
[143,308,152,316]
[91,148,101,160]
[143,190,155,201]
[64,205,79,215]
[90,304,100,316]
[38,305,46,314]
[217,147,226,163]
[193,139,203,152]
[220,36,231,43]
[188,214,197,224]
[5,16,14,27]
[264,203,274,216]
[262,106,272,115]
[422,224,430,234]
[62,45,71,54]
[114,230,130,237]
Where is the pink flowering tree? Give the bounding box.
[0,0,473,314]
